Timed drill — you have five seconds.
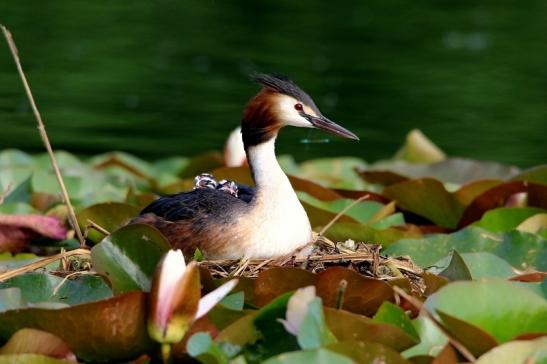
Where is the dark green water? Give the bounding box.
[0,1,546,167]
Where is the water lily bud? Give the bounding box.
[279,286,316,335]
[148,249,201,344]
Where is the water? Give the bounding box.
[0,1,546,167]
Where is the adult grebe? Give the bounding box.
[134,74,358,259]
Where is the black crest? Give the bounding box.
[251,73,320,114]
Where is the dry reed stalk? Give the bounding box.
[393,286,477,363]
[1,25,86,247]
[318,194,370,236]
[0,248,91,282]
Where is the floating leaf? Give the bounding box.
[426,279,547,343]
[262,348,353,364]
[436,310,497,357]
[383,178,464,228]
[324,308,418,351]
[321,222,422,247]
[473,207,545,233]
[365,158,518,185]
[385,226,547,271]
[326,340,412,364]
[438,250,472,281]
[458,181,547,228]
[0,328,76,362]
[393,129,446,163]
[254,267,317,307]
[402,315,448,359]
[0,354,70,364]
[517,213,547,235]
[316,267,394,316]
[0,272,112,308]
[475,336,547,364]
[91,223,170,294]
[373,301,419,341]
[299,193,385,224]
[0,291,153,362]
[77,202,140,243]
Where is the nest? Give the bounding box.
[200,234,426,294]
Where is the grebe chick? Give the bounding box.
[134,74,358,259]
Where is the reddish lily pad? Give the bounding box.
[458,181,547,228]
[254,267,317,307]
[0,214,67,253]
[324,308,418,351]
[316,267,394,316]
[0,291,153,362]
[0,328,77,362]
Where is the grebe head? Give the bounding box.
[241,73,359,147]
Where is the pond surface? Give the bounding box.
[0,1,546,166]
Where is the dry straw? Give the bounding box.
[1,24,85,247]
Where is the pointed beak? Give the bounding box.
[309,115,359,140]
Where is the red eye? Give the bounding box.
[294,103,303,111]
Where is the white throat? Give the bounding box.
[242,137,312,258]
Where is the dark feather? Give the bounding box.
[250,73,322,116]
[139,188,249,222]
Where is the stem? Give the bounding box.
[161,343,171,364]
[393,286,477,363]
[0,25,86,247]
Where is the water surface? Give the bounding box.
[0,1,546,166]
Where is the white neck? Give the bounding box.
[241,137,312,257]
[246,137,287,191]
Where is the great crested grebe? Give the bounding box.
[134,74,358,259]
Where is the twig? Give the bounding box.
[86,219,110,236]
[0,248,91,282]
[392,286,476,363]
[1,25,85,247]
[318,194,370,236]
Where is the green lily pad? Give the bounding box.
[475,336,547,364]
[326,340,412,364]
[262,348,353,364]
[426,279,547,343]
[383,178,464,228]
[438,250,472,281]
[373,301,419,341]
[384,226,546,271]
[473,207,545,232]
[402,315,448,359]
[0,272,112,308]
[77,202,140,244]
[91,223,170,294]
[298,193,385,224]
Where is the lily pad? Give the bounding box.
[326,340,412,364]
[373,301,419,341]
[91,223,170,294]
[385,226,546,271]
[0,328,76,362]
[316,267,394,316]
[262,348,353,364]
[475,336,547,364]
[426,279,547,343]
[77,202,140,244]
[0,272,112,308]
[473,207,545,233]
[0,291,153,362]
